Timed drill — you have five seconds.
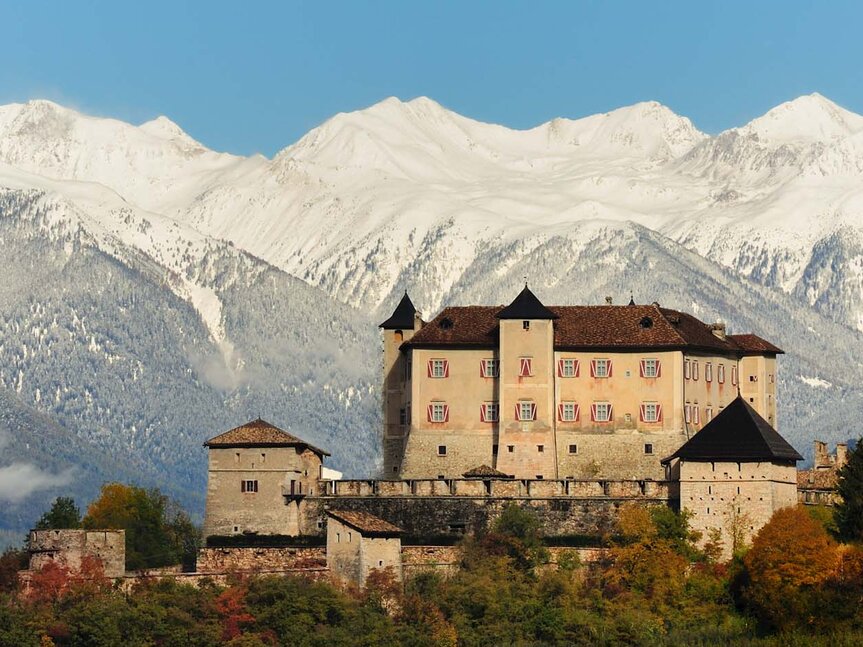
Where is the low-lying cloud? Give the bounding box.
[0,462,75,503]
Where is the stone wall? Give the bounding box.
[28,529,125,578]
[197,547,326,573]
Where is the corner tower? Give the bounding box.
[495,285,559,479]
[379,292,422,476]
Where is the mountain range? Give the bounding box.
[0,93,861,540]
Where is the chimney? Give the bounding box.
[814,440,830,469]
[709,322,727,340]
[836,444,848,469]
[605,296,613,305]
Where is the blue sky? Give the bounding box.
[1,0,861,156]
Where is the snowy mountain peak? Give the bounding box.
[139,115,202,148]
[740,93,863,145]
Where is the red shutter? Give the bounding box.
[530,403,537,420]
[590,403,597,422]
[639,404,646,422]
[607,360,613,377]
[590,360,597,377]
[656,404,663,422]
[443,405,450,423]
[557,360,563,377]
[427,404,433,422]
[607,404,613,421]
[656,360,661,378]
[427,360,433,377]
[480,404,486,422]
[480,361,485,378]
[519,358,532,377]
[639,360,646,378]
[574,360,580,377]
[574,404,580,421]
[558,403,564,421]
[515,404,521,421]
[443,360,449,378]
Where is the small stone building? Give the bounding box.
[203,419,330,538]
[26,529,126,578]
[798,440,849,505]
[662,396,801,560]
[326,510,402,588]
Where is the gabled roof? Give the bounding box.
[728,334,784,355]
[204,418,330,456]
[326,510,402,537]
[496,285,559,320]
[662,397,802,464]
[379,292,419,329]
[462,465,514,479]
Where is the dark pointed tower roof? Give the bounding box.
[379,291,418,329]
[496,285,559,320]
[662,397,802,464]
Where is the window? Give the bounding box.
[523,320,530,330]
[558,401,580,422]
[516,401,537,421]
[692,360,699,381]
[507,445,514,453]
[706,407,713,422]
[640,358,660,378]
[749,375,758,382]
[399,408,407,425]
[480,401,499,422]
[428,359,449,378]
[705,362,713,383]
[639,402,662,423]
[591,358,612,378]
[591,402,612,422]
[480,358,499,378]
[427,402,449,423]
[684,359,691,379]
[537,445,544,453]
[685,404,692,424]
[519,357,533,377]
[241,480,258,493]
[437,445,447,456]
[693,406,701,424]
[568,444,578,454]
[558,358,580,377]
[261,453,266,463]
[731,366,738,385]
[644,443,654,455]
[718,364,725,384]
[234,452,240,464]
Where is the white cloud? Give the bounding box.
[0,462,74,503]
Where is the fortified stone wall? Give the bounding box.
[28,529,126,578]
[197,547,326,573]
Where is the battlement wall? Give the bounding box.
[27,529,126,578]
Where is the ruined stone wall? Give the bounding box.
[28,529,125,578]
[197,547,326,573]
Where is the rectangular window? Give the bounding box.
[428,358,449,378]
[568,444,578,454]
[639,402,662,423]
[427,402,449,423]
[507,445,514,453]
[519,357,533,377]
[241,480,258,493]
[558,358,580,377]
[749,375,758,382]
[685,403,692,424]
[640,358,660,378]
[694,406,701,424]
[684,359,691,379]
[718,364,725,384]
[591,358,612,378]
[480,358,499,378]
[523,320,530,330]
[591,402,612,422]
[480,401,499,422]
[705,362,713,383]
[399,408,407,425]
[692,360,699,381]
[537,445,544,453]
[516,401,537,421]
[731,366,738,385]
[558,401,580,422]
[644,443,654,455]
[437,445,447,456]
[706,407,713,422]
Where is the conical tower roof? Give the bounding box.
[663,397,802,463]
[379,291,418,329]
[496,285,558,320]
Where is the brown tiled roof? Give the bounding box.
[462,465,514,478]
[728,334,784,355]
[204,418,330,456]
[404,303,780,354]
[797,469,840,490]
[326,510,402,536]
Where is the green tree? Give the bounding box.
[835,439,863,543]
[35,496,82,530]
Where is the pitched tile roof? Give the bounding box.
[462,464,514,478]
[662,397,802,463]
[497,285,558,320]
[204,418,330,456]
[379,292,419,329]
[727,334,784,355]
[404,302,780,354]
[326,510,402,536]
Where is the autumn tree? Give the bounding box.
[35,496,82,530]
[835,439,863,543]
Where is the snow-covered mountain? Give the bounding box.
[1,94,862,535]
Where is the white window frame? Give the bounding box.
[642,358,659,378]
[642,402,660,423]
[518,401,536,421]
[593,402,611,422]
[519,357,533,377]
[684,359,691,379]
[430,402,447,422]
[481,358,499,378]
[705,362,713,383]
[560,358,578,377]
[718,364,725,384]
[430,359,448,378]
[481,401,499,422]
[593,358,610,378]
[560,401,578,422]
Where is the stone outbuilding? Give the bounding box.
[25,529,126,578]
[203,419,330,539]
[662,396,802,560]
[326,510,402,588]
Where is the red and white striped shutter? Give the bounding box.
[590,360,597,378]
[515,404,521,421]
[427,360,433,377]
[443,405,450,423]
[656,404,663,422]
[574,404,580,421]
[530,403,537,420]
[558,403,564,421]
[427,404,433,421]
[639,360,646,378]
[480,404,486,422]
[480,361,486,378]
[590,403,597,421]
[639,404,646,422]
[607,404,613,421]
[443,360,449,378]
[607,360,613,377]
[574,359,580,377]
[557,360,563,377]
[656,360,661,378]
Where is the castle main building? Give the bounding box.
[381,286,782,481]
